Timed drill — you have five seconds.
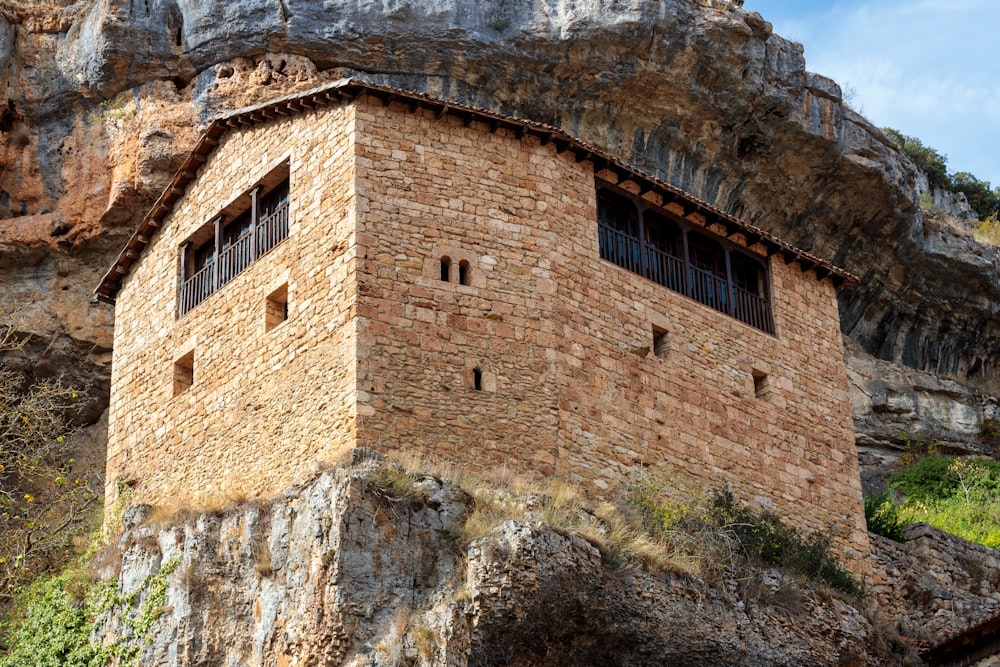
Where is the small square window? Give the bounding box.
[265,284,289,332]
[652,327,669,358]
[173,350,194,396]
[752,370,770,400]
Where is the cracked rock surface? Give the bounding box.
[100,460,905,666]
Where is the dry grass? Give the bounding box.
[973,214,1000,247]
[144,481,253,526]
[371,606,410,667]
[409,611,437,659]
[380,451,711,578]
[251,533,273,577]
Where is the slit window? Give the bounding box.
[440,257,452,282]
[752,370,770,400]
[473,367,483,391]
[652,327,669,358]
[458,260,471,286]
[178,162,291,317]
[596,182,773,334]
[265,284,289,332]
[173,350,194,396]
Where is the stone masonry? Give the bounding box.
[101,81,870,570]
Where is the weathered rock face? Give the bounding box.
[98,457,906,666]
[870,523,1000,642]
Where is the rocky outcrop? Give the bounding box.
[97,455,907,666]
[870,523,1000,642]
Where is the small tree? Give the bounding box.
[951,172,1000,219]
[0,309,95,608]
[883,127,950,191]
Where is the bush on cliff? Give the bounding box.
[863,491,906,542]
[890,455,1000,549]
[882,127,1000,220]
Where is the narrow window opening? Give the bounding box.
[473,367,483,391]
[458,260,471,286]
[752,370,770,400]
[440,256,452,282]
[652,327,669,358]
[265,284,289,332]
[173,350,194,396]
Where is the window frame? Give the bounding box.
[177,162,291,318]
[596,180,774,334]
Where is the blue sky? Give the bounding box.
[742,0,1000,189]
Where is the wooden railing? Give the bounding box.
[258,202,289,256]
[734,285,773,333]
[598,224,641,275]
[178,262,215,318]
[598,220,774,333]
[178,200,289,316]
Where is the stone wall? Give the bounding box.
[351,96,869,568]
[106,103,360,509]
[870,523,1000,641]
[107,92,868,568]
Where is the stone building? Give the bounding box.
[96,79,870,567]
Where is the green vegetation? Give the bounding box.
[980,418,1000,454]
[876,455,1000,549]
[0,534,181,666]
[863,491,906,542]
[883,127,1000,220]
[0,308,96,608]
[0,569,116,667]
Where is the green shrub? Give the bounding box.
[951,172,1000,219]
[883,127,950,191]
[864,491,906,542]
[0,571,116,667]
[892,456,1000,502]
[706,489,864,598]
[0,534,181,666]
[890,456,1000,548]
[891,455,960,501]
[980,418,1000,452]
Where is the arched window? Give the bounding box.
[458,260,471,286]
[440,256,452,282]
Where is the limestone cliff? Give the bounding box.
[1,0,996,455]
[96,455,905,666]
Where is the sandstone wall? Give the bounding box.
[107,103,360,509]
[351,97,869,567]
